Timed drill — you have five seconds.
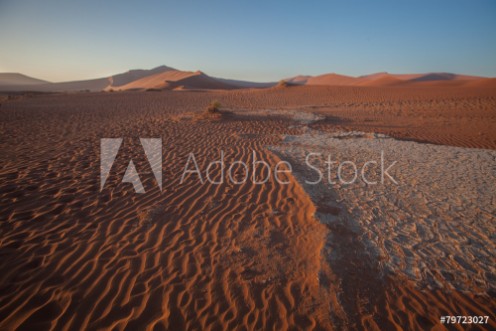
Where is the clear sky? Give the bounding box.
[1,0,495,82]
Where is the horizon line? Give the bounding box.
[0,65,493,84]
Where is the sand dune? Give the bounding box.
[306,73,358,86]
[0,67,256,92]
[289,72,490,87]
[356,75,404,86]
[116,70,238,91]
[0,73,49,86]
[110,70,197,90]
[0,78,111,92]
[0,66,178,92]
[44,77,113,92]
[0,67,492,92]
[110,65,176,87]
[284,75,312,85]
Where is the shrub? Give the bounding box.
[206,100,221,114]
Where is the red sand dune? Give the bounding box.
[306,73,358,86]
[110,65,176,87]
[356,75,404,86]
[0,67,492,92]
[291,71,489,87]
[116,70,238,91]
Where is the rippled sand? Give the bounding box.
[0,86,495,330]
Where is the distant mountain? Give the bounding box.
[285,71,490,87]
[0,73,49,86]
[33,66,178,92]
[0,67,493,92]
[0,66,252,92]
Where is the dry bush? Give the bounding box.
[195,100,232,121]
[206,100,221,114]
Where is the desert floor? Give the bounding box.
[0,86,495,330]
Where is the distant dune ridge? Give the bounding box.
[0,73,49,87]
[115,70,239,91]
[0,65,493,92]
[298,72,487,87]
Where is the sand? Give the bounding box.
[294,72,489,88]
[2,68,494,93]
[0,85,495,330]
[272,129,496,329]
[115,70,237,91]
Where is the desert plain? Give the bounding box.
[0,76,495,330]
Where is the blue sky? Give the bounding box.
[0,0,495,82]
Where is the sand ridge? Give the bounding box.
[0,93,334,329]
[2,67,495,92]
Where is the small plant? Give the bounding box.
[277,80,288,87]
[206,100,221,114]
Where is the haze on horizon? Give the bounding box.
[0,0,495,82]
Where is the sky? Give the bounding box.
[0,0,495,82]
